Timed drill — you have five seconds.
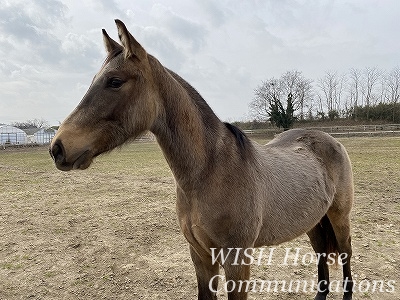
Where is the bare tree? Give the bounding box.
[361,67,381,119]
[251,78,280,121]
[250,70,313,128]
[382,66,400,122]
[280,70,313,120]
[316,71,346,120]
[348,68,362,119]
[12,118,49,129]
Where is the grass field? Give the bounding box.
[0,136,399,299]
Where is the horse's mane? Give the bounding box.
[223,122,250,152]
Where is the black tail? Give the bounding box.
[320,215,340,267]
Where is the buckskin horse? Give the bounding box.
[50,20,354,300]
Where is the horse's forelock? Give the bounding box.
[102,48,123,67]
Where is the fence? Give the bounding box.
[244,124,400,138]
[304,124,400,137]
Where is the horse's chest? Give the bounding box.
[176,188,259,249]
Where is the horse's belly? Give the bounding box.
[254,187,332,247]
[253,165,334,247]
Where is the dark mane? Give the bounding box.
[224,122,250,152]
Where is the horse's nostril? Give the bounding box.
[50,140,65,163]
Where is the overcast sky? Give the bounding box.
[1,0,399,125]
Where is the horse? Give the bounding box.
[50,20,354,300]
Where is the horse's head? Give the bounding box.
[50,20,159,171]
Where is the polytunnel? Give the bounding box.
[0,125,27,145]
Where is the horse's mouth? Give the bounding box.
[71,150,93,170]
[51,146,93,171]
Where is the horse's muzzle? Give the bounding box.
[49,140,66,168]
[49,139,92,171]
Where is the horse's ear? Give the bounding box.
[115,19,146,60]
[102,29,122,54]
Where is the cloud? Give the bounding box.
[0,0,100,124]
[1,0,399,125]
[0,0,68,38]
[150,4,208,53]
[93,0,126,18]
[60,32,103,70]
[0,0,104,73]
[0,0,69,65]
[139,26,186,71]
[197,0,227,27]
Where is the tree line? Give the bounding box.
[11,118,50,129]
[250,67,400,130]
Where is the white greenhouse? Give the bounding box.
[0,125,28,145]
[33,128,57,144]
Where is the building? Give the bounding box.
[0,125,28,145]
[33,128,57,144]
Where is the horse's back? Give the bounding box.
[266,129,351,177]
[267,128,341,153]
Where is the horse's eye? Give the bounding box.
[107,78,124,89]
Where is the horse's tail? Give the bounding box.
[320,214,340,267]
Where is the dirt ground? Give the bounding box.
[0,137,399,300]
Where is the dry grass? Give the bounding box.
[0,137,399,299]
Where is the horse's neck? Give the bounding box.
[150,63,223,189]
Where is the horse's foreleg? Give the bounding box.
[190,245,219,300]
[222,249,251,300]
